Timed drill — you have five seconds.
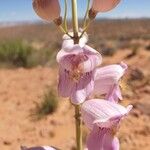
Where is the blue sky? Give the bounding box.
[0,0,150,22]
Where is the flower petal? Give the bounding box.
[94,63,127,83]
[43,146,59,150]
[57,45,102,73]
[106,84,122,102]
[62,32,88,50]
[21,146,58,150]
[81,99,132,129]
[62,38,74,51]
[86,126,107,150]
[58,67,74,97]
[80,45,102,73]
[103,132,120,150]
[56,45,83,71]
[93,63,127,101]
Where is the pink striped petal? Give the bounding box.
[81,99,132,129]
[103,132,120,150]
[86,127,119,150]
[58,67,74,97]
[80,45,102,73]
[58,67,94,104]
[86,126,107,150]
[94,63,127,83]
[92,0,121,12]
[57,45,83,71]
[106,84,122,103]
[93,63,127,102]
[57,45,101,73]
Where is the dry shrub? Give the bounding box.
[33,89,58,120]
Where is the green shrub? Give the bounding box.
[35,90,58,119]
[0,40,32,67]
[101,47,117,56]
[125,44,139,59]
[0,39,58,68]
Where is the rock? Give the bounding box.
[129,68,144,81]
[3,140,11,145]
[131,109,141,118]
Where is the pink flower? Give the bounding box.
[32,0,61,21]
[21,146,59,150]
[91,0,121,12]
[92,62,127,102]
[57,34,102,105]
[81,99,132,150]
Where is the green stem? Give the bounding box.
[58,25,72,38]
[80,19,92,39]
[63,0,68,32]
[83,0,90,28]
[71,0,79,44]
[71,0,82,150]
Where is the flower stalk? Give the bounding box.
[75,105,82,150]
[63,0,68,32]
[72,0,79,44]
[83,0,90,28]
[71,0,82,150]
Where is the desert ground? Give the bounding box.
[0,19,150,150]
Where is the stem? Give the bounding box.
[71,0,82,150]
[58,25,73,38]
[80,19,92,38]
[83,0,90,28]
[71,0,79,44]
[58,25,67,33]
[75,105,82,150]
[63,0,68,32]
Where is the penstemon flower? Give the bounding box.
[81,99,133,150]
[32,0,61,22]
[57,33,102,105]
[91,0,121,12]
[92,62,127,102]
[32,0,133,150]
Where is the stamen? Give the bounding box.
[119,79,128,92]
[70,68,83,82]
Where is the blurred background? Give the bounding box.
[0,0,150,150]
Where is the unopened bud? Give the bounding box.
[32,0,61,21]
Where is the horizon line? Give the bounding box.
[0,17,150,24]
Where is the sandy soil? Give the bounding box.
[0,48,150,150]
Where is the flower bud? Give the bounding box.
[32,0,61,21]
[91,0,121,12]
